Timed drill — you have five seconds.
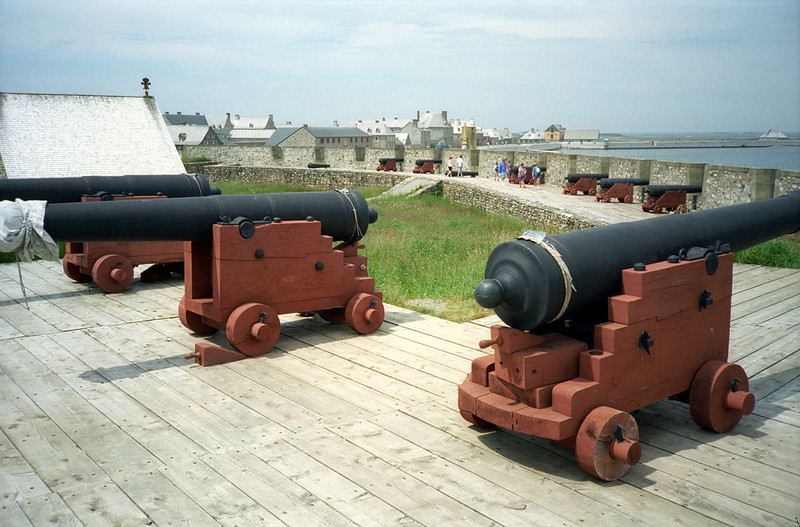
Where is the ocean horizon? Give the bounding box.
[559,144,800,171]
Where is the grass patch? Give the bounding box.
[733,234,800,268]
[182,156,211,163]
[213,181,388,199]
[362,193,542,322]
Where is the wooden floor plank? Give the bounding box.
[394,400,732,527]
[1,255,797,526]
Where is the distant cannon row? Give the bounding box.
[562,173,702,213]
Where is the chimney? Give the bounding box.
[195,112,200,115]
[333,120,339,127]
[442,110,447,121]
[177,111,182,115]
[417,110,420,120]
[165,111,169,114]
[303,123,308,128]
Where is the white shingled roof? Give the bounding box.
[0,92,186,179]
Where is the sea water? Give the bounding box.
[559,145,800,171]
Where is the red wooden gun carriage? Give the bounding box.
[461,190,800,480]
[21,189,383,366]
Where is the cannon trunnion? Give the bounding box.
[460,189,800,480]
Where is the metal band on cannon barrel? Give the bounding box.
[0,174,221,203]
[475,189,800,330]
[43,189,378,245]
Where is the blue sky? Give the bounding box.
[1,0,798,134]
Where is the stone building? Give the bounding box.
[545,124,566,141]
[167,124,223,154]
[265,125,371,148]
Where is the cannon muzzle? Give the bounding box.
[0,174,221,203]
[477,190,800,330]
[43,189,377,245]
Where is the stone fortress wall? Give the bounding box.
[182,145,800,212]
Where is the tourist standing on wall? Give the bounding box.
[457,155,463,177]
[518,162,527,188]
[494,162,500,181]
[446,156,453,177]
[499,158,507,182]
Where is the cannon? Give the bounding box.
[596,178,649,203]
[563,173,608,195]
[0,173,220,202]
[413,159,440,174]
[642,184,703,213]
[1,174,221,292]
[459,190,800,480]
[29,189,383,365]
[307,163,330,169]
[377,158,404,171]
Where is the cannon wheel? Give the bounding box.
[317,307,346,325]
[676,204,689,213]
[459,410,496,429]
[92,254,134,293]
[624,195,633,204]
[690,360,755,433]
[226,303,281,356]
[601,196,611,203]
[575,406,642,481]
[178,297,218,335]
[345,293,385,335]
[62,259,91,283]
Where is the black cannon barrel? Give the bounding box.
[43,189,377,245]
[415,159,442,165]
[0,174,221,203]
[566,173,609,183]
[646,184,703,197]
[599,178,650,188]
[475,190,800,330]
[379,158,404,163]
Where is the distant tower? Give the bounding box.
[141,77,151,97]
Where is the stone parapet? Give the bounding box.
[181,145,800,208]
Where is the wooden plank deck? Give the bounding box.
[1,259,798,526]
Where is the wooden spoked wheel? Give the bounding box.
[690,360,755,433]
[225,303,280,356]
[459,410,496,430]
[576,406,642,481]
[345,293,385,335]
[624,195,633,204]
[178,297,218,336]
[317,307,346,325]
[91,253,133,293]
[62,259,91,283]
